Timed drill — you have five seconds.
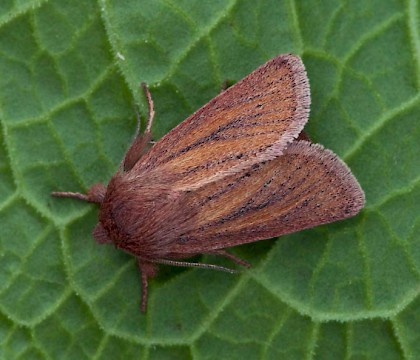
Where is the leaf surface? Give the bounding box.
[0,0,419,359]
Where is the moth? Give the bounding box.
[53,54,365,312]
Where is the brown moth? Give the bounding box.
[52,54,365,312]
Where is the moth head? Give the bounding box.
[91,175,161,254]
[93,177,134,249]
[92,204,130,248]
[92,222,113,244]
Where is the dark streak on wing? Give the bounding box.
[163,141,364,256]
[195,157,315,229]
[159,99,295,164]
[178,144,272,180]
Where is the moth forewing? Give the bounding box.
[133,54,311,189]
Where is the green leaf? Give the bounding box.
[0,0,419,359]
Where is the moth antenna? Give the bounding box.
[141,82,155,134]
[51,183,106,204]
[149,258,239,274]
[208,249,252,268]
[51,191,89,201]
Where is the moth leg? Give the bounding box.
[132,104,142,138]
[296,130,311,142]
[122,83,156,171]
[141,82,155,134]
[51,183,106,204]
[220,79,232,93]
[138,258,158,312]
[207,249,252,268]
